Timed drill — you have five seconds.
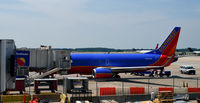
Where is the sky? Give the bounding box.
[0,0,200,49]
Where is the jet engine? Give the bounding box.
[92,67,112,78]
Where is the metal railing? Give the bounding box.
[93,76,200,96]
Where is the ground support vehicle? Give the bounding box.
[180,65,196,75]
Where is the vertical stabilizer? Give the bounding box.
[147,27,181,56]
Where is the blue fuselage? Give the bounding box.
[69,53,161,74]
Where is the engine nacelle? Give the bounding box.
[92,67,112,78]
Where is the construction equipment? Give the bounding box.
[154,91,175,103]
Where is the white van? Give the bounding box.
[180,65,196,75]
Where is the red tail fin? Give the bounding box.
[158,27,181,56]
[155,43,159,49]
[188,48,193,52]
[147,27,181,56]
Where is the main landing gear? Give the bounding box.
[112,74,120,78]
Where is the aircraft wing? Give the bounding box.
[110,66,164,73]
[110,55,174,73]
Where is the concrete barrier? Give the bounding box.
[33,93,61,102]
[130,87,145,94]
[1,94,31,102]
[100,87,116,96]
[188,87,200,93]
[174,87,187,94]
[99,87,200,96]
[159,87,174,93]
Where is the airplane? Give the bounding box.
[68,27,181,78]
[135,43,159,53]
[188,48,200,55]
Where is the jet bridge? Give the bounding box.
[16,48,71,80]
[16,48,71,71]
[0,40,16,93]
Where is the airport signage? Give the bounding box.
[16,50,30,66]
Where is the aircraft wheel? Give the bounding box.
[51,90,55,93]
[35,90,40,94]
[3,91,7,95]
[116,75,120,78]
[113,74,120,78]
[20,91,23,94]
[92,75,95,78]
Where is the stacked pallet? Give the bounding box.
[154,91,175,103]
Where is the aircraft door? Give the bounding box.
[106,59,109,66]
